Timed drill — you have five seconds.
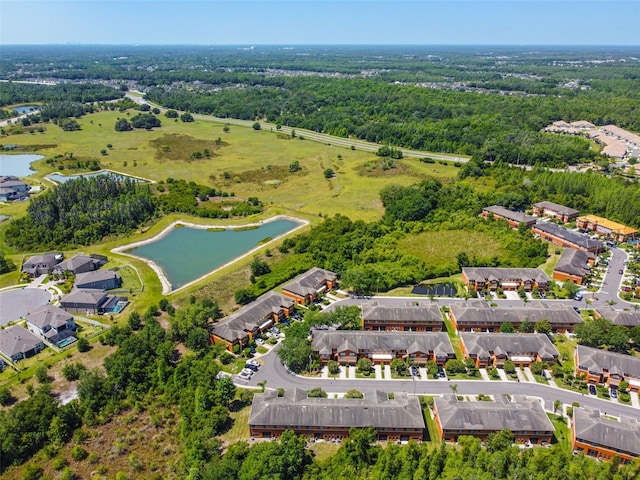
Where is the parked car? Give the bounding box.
[610,388,618,399]
[619,269,624,274]
[241,368,254,377]
[410,366,419,377]
[245,363,259,372]
[238,370,252,380]
[437,368,446,379]
[247,359,260,367]
[255,338,265,345]
[588,384,597,395]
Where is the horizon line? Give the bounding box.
[2,43,640,48]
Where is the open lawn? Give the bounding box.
[397,229,505,272]
[309,442,341,461]
[548,413,571,451]
[220,403,251,445]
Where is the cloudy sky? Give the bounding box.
[2,1,639,46]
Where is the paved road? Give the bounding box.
[125,93,469,163]
[243,346,640,419]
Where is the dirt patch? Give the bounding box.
[356,159,409,177]
[150,133,225,161]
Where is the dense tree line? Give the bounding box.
[0,81,123,106]
[5,175,156,250]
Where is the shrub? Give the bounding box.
[62,362,87,381]
[344,389,364,399]
[77,337,90,352]
[52,456,68,470]
[327,360,340,375]
[70,446,88,461]
[308,387,327,398]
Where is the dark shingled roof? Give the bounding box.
[483,205,536,225]
[461,333,559,362]
[534,222,603,251]
[0,325,43,358]
[450,302,582,327]
[554,249,593,277]
[361,301,443,323]
[54,254,105,273]
[60,289,108,306]
[533,201,579,217]
[435,394,554,433]
[312,331,454,357]
[576,345,640,379]
[463,267,550,284]
[75,270,120,287]
[25,304,72,331]
[210,292,294,343]
[573,407,640,457]
[595,307,640,327]
[282,267,337,297]
[249,389,425,430]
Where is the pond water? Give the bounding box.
[13,105,38,114]
[47,170,144,184]
[0,154,43,177]
[127,219,303,290]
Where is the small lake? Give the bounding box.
[127,219,303,290]
[47,170,144,184]
[0,154,43,177]
[13,105,38,114]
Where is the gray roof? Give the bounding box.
[312,331,454,356]
[0,176,28,189]
[361,301,443,323]
[450,302,582,327]
[483,205,536,225]
[75,269,120,286]
[435,394,554,433]
[595,307,640,327]
[534,222,603,251]
[461,333,559,362]
[61,289,107,306]
[25,304,72,330]
[282,267,337,297]
[23,252,62,268]
[0,325,43,357]
[576,345,640,378]
[249,389,425,430]
[54,254,102,273]
[554,249,593,277]
[210,292,294,342]
[573,407,640,456]
[463,267,550,284]
[533,201,579,217]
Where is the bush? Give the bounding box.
[344,389,364,399]
[327,360,340,375]
[70,446,88,461]
[252,121,261,130]
[35,365,52,384]
[62,362,87,382]
[0,386,16,406]
[308,387,327,398]
[77,337,90,352]
[52,456,68,470]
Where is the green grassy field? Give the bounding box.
[1,110,460,223]
[397,229,505,269]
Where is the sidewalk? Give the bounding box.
[523,367,536,383]
[479,368,491,381]
[384,365,392,379]
[544,370,560,388]
[497,369,509,381]
[374,364,383,380]
[515,368,528,383]
[631,392,640,408]
[419,367,428,380]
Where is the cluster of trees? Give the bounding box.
[40,101,94,121]
[5,175,156,250]
[156,177,263,219]
[576,316,640,354]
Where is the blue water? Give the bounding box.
[47,170,143,184]
[13,105,38,114]
[0,154,43,177]
[128,219,302,290]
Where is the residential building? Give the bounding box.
[532,222,604,253]
[552,249,594,285]
[249,389,425,442]
[53,254,107,275]
[448,301,582,333]
[433,394,554,444]
[576,215,637,243]
[460,332,558,368]
[594,307,640,328]
[0,325,45,362]
[361,301,443,331]
[75,270,121,290]
[462,267,551,292]
[281,267,337,305]
[571,121,596,129]
[572,407,640,463]
[311,330,455,366]
[532,201,579,223]
[21,252,63,277]
[25,304,76,347]
[601,125,640,149]
[481,205,536,229]
[60,289,127,315]
[575,345,640,392]
[0,175,29,202]
[210,292,294,350]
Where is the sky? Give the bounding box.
[1,0,639,46]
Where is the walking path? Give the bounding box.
[479,368,491,381]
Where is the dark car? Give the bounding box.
[588,384,597,395]
[245,363,259,372]
[619,269,624,274]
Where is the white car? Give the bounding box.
[238,370,252,380]
[240,368,254,377]
[255,338,265,345]
[247,359,260,367]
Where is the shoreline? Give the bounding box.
[44,169,156,185]
[112,215,309,295]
